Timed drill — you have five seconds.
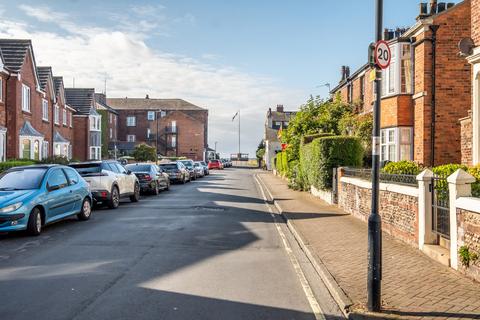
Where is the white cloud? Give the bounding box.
[5,5,305,156]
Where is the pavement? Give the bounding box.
[0,168,344,320]
[256,172,480,320]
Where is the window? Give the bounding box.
[42,141,49,159]
[54,105,60,124]
[147,111,155,120]
[89,146,101,160]
[380,127,413,162]
[109,113,113,124]
[0,131,5,162]
[90,115,101,131]
[109,128,113,139]
[147,128,151,139]
[171,136,176,147]
[160,111,166,118]
[42,99,48,121]
[127,135,136,142]
[126,116,136,127]
[22,139,31,159]
[381,42,412,97]
[62,109,67,125]
[359,75,365,104]
[115,163,127,174]
[47,169,68,190]
[54,143,61,156]
[64,168,79,185]
[33,140,40,160]
[22,84,30,112]
[171,120,177,132]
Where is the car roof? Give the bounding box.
[160,162,178,165]
[7,164,64,171]
[126,163,155,166]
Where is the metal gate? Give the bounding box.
[431,176,450,239]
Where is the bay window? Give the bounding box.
[380,127,413,162]
[89,115,101,131]
[381,42,412,97]
[89,146,101,160]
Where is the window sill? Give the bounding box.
[54,123,60,126]
[22,110,32,115]
[42,119,49,123]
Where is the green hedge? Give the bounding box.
[0,160,37,173]
[300,136,363,190]
[302,132,334,145]
[382,160,423,175]
[468,165,480,197]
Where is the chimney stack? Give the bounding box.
[145,94,150,99]
[345,66,350,79]
[430,0,438,15]
[341,66,350,81]
[276,104,284,113]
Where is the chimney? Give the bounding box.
[430,0,438,15]
[145,94,149,99]
[276,104,284,113]
[345,66,350,79]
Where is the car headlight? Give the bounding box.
[0,202,23,213]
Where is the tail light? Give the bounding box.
[144,174,152,181]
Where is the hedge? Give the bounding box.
[300,136,363,190]
[302,132,334,145]
[0,159,37,173]
[382,160,423,175]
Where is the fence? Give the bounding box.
[342,167,418,187]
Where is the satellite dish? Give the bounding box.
[458,37,474,56]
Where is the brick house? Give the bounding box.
[462,0,480,165]
[65,88,102,161]
[331,1,471,166]
[107,97,208,161]
[263,104,296,170]
[52,76,75,158]
[0,48,8,161]
[94,93,118,158]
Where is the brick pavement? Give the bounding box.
[257,172,480,320]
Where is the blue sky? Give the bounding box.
[0,0,459,156]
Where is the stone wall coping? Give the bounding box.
[447,169,476,185]
[417,169,434,181]
[340,176,418,197]
[456,197,480,213]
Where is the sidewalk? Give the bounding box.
[257,172,480,320]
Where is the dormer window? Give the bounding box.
[22,84,31,112]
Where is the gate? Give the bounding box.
[431,175,450,239]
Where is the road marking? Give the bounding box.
[254,175,325,320]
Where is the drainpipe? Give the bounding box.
[430,25,440,167]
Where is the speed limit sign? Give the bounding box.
[374,40,391,69]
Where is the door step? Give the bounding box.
[422,244,450,267]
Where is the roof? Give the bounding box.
[53,76,64,97]
[0,39,34,73]
[19,121,43,137]
[268,111,296,122]
[330,63,370,94]
[36,66,53,92]
[95,94,118,115]
[53,131,69,143]
[65,88,95,115]
[107,98,206,111]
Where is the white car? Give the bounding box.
[69,160,140,209]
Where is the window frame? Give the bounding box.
[62,108,67,125]
[42,99,49,121]
[380,127,413,162]
[54,104,60,125]
[127,134,136,142]
[147,111,155,121]
[126,116,136,127]
[22,84,31,112]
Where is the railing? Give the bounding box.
[342,167,418,187]
[165,126,178,134]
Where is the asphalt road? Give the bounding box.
[0,168,343,320]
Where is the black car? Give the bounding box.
[159,162,190,184]
[126,163,170,195]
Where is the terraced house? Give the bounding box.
[331,0,472,167]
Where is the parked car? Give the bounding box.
[193,162,205,178]
[200,161,209,175]
[159,162,190,184]
[208,159,223,170]
[178,160,197,180]
[0,165,92,236]
[126,163,169,195]
[69,160,140,209]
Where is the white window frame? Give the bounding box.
[22,84,31,112]
[109,113,113,124]
[69,112,73,128]
[109,127,113,139]
[0,130,6,162]
[147,128,151,139]
[381,42,412,98]
[147,111,155,121]
[89,115,101,131]
[380,127,413,162]
[89,146,101,160]
[42,140,49,159]
[42,99,49,121]
[19,136,44,160]
[171,135,176,147]
[127,116,136,127]
[127,134,136,142]
[54,105,60,124]
[62,109,67,125]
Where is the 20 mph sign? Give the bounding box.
[374,40,391,69]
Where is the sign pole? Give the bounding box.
[367,0,383,312]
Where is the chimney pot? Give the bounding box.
[145,94,149,99]
[276,104,284,112]
[430,0,438,14]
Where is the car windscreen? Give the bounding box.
[0,168,47,190]
[160,164,178,170]
[126,165,152,172]
[69,163,102,176]
[180,161,193,168]
[201,162,207,166]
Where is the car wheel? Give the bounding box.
[153,182,160,195]
[77,198,92,221]
[130,183,140,202]
[27,207,42,236]
[108,186,120,209]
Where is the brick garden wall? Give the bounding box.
[460,116,473,166]
[339,178,419,247]
[457,207,480,282]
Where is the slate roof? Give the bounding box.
[53,131,69,143]
[0,39,34,73]
[95,93,118,115]
[19,121,43,137]
[37,66,53,92]
[268,111,296,122]
[106,98,205,111]
[53,76,64,97]
[65,88,96,115]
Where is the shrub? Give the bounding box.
[432,163,468,177]
[0,159,37,173]
[39,155,70,165]
[132,144,157,162]
[382,161,423,175]
[467,165,480,197]
[302,133,334,144]
[300,136,363,190]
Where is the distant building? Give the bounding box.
[264,104,296,170]
[107,97,208,161]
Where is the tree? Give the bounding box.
[256,140,265,160]
[132,144,157,162]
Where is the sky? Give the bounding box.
[0,0,461,157]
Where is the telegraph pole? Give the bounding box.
[238,110,241,158]
[368,0,383,312]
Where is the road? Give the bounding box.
[0,168,343,320]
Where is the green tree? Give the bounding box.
[132,144,157,162]
[256,140,265,160]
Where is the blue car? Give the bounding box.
[0,165,92,236]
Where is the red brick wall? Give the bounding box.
[40,78,54,157]
[381,95,414,128]
[457,207,480,282]
[163,111,205,161]
[472,0,480,45]
[73,117,88,160]
[460,116,473,165]
[0,73,6,128]
[339,179,419,247]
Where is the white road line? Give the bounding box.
[254,175,325,320]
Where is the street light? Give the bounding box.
[214,141,218,158]
[316,82,331,92]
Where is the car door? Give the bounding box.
[45,169,73,221]
[105,162,124,194]
[115,163,133,194]
[63,168,84,213]
[155,166,166,188]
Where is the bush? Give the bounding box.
[432,163,468,177]
[467,165,480,197]
[0,159,37,173]
[300,136,363,190]
[39,155,70,165]
[302,133,334,144]
[132,144,157,162]
[382,161,423,175]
